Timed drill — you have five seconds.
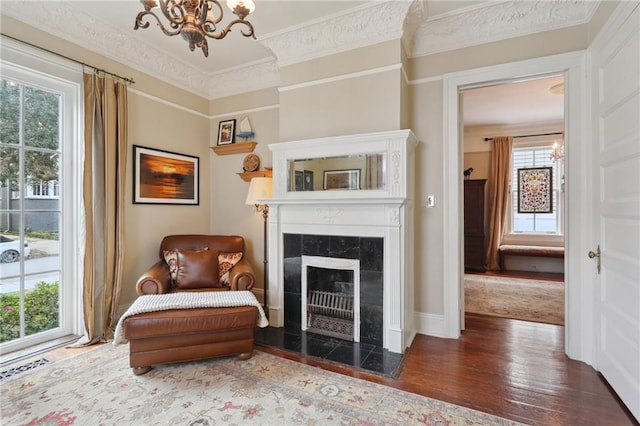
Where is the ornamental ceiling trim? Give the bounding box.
[0,1,209,96]
[1,1,600,100]
[259,1,412,68]
[410,0,599,57]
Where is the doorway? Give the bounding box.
[461,75,566,326]
[442,51,591,363]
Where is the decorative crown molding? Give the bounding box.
[259,1,413,68]
[410,0,599,58]
[0,0,210,96]
[208,59,280,100]
[1,0,601,100]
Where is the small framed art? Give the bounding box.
[517,166,553,213]
[217,119,236,145]
[323,169,360,190]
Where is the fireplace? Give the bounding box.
[302,256,359,341]
[284,234,383,345]
[267,130,417,354]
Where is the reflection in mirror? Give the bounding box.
[287,153,385,192]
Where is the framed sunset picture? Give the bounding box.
[133,145,199,205]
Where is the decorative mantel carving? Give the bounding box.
[266,130,418,354]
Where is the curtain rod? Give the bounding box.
[484,132,563,142]
[1,34,135,85]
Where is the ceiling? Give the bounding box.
[1,0,586,125]
[463,75,565,127]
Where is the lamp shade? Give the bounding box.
[246,177,272,205]
[227,0,256,14]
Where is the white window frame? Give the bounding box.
[0,36,84,354]
[502,138,565,246]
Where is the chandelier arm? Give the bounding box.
[134,10,184,37]
[159,0,188,27]
[202,18,255,40]
[205,0,225,25]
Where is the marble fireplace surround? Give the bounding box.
[267,130,417,354]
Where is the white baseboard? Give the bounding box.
[413,311,446,338]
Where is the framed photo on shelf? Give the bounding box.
[323,169,360,190]
[133,145,199,205]
[217,119,236,145]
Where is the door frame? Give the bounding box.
[442,51,594,364]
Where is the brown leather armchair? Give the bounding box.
[122,235,260,375]
[136,234,255,295]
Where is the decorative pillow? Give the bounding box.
[164,247,209,282]
[218,252,243,286]
[173,248,220,289]
[163,250,179,281]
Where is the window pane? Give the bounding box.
[23,212,60,275]
[23,272,60,337]
[0,146,20,206]
[24,86,60,150]
[24,151,60,189]
[0,78,20,145]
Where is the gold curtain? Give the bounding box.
[73,73,127,345]
[364,154,383,190]
[485,136,513,270]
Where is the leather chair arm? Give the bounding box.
[136,260,172,295]
[229,259,255,290]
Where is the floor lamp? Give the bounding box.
[245,177,273,314]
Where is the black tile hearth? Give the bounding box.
[254,327,404,378]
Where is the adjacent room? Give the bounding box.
[462,75,566,327]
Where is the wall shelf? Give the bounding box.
[237,168,272,182]
[211,142,257,155]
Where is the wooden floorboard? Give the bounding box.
[257,313,636,425]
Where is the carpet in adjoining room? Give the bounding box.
[1,342,524,425]
[464,274,564,325]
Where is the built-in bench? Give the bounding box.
[498,244,565,271]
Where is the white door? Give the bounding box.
[589,2,640,421]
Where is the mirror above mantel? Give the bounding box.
[288,153,385,192]
[268,130,417,201]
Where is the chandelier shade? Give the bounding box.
[134,0,256,57]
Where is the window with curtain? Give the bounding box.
[510,146,563,234]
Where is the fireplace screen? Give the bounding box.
[307,289,354,340]
[302,258,360,342]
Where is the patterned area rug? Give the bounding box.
[1,343,524,425]
[465,274,564,325]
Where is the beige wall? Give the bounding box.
[124,92,211,306]
[279,41,404,141]
[208,90,280,302]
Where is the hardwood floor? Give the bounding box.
[257,314,636,425]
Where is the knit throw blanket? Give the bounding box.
[113,291,268,345]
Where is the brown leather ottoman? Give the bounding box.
[123,305,258,375]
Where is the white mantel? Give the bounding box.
[266,130,417,354]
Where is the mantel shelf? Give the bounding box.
[237,169,272,182]
[211,142,257,155]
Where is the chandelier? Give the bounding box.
[550,140,565,161]
[134,0,256,57]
